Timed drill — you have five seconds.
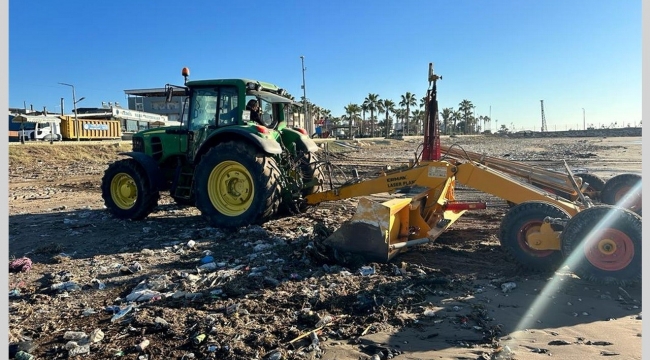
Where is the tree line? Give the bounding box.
[282,90,491,137]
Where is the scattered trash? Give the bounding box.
[200,255,214,264]
[359,266,375,276]
[9,257,33,272]
[111,305,134,322]
[64,331,88,341]
[186,240,196,249]
[136,339,150,352]
[89,328,105,343]
[51,281,81,292]
[68,344,90,356]
[501,282,517,293]
[192,333,206,345]
[423,309,437,317]
[91,278,106,290]
[199,262,217,271]
[14,351,35,360]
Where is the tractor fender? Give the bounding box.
[281,127,320,153]
[118,152,166,191]
[195,128,283,162]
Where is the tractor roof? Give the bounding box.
[186,78,281,92]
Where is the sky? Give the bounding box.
[9,0,641,132]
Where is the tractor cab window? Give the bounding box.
[217,87,239,126]
[245,95,276,128]
[189,88,218,131]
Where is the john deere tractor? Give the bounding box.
[101,68,324,228]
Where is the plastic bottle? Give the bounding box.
[63,331,88,340]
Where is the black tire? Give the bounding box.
[101,159,160,220]
[561,205,641,285]
[193,141,281,228]
[574,173,605,201]
[299,152,325,197]
[499,201,570,272]
[601,174,642,215]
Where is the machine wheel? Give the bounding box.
[194,141,281,228]
[299,151,325,197]
[600,174,642,215]
[574,173,605,201]
[561,205,641,285]
[499,201,570,272]
[101,159,160,220]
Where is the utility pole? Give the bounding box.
[59,82,81,141]
[300,56,308,133]
[582,108,585,130]
[540,100,547,132]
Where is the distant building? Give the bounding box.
[123,88,188,123]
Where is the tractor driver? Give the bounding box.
[246,99,263,125]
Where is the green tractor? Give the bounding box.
[101,67,325,228]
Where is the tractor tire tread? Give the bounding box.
[101,159,159,220]
[561,205,641,286]
[499,201,569,272]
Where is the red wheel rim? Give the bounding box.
[518,220,554,257]
[614,186,642,213]
[583,228,634,271]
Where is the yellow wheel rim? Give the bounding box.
[110,172,137,210]
[208,161,254,216]
[597,239,617,255]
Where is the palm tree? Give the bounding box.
[440,108,454,135]
[364,93,380,137]
[394,108,406,134]
[399,92,417,135]
[343,103,361,138]
[458,99,474,134]
[361,103,369,136]
[381,99,395,137]
[411,109,424,135]
[452,109,461,134]
[419,95,427,110]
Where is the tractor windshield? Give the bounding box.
[189,88,218,131]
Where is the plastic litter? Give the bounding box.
[501,282,517,293]
[111,305,134,322]
[359,266,375,276]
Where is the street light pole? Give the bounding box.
[300,56,308,133]
[59,82,81,141]
[582,108,585,130]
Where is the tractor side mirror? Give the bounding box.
[165,86,174,103]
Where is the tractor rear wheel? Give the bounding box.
[300,151,325,197]
[194,141,281,228]
[600,173,642,215]
[561,205,641,285]
[499,201,570,272]
[574,173,605,201]
[101,159,160,220]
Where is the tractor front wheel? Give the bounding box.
[194,141,281,228]
[561,205,641,285]
[499,201,569,272]
[101,159,160,220]
[600,173,642,216]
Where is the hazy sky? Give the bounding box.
[9,0,641,131]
